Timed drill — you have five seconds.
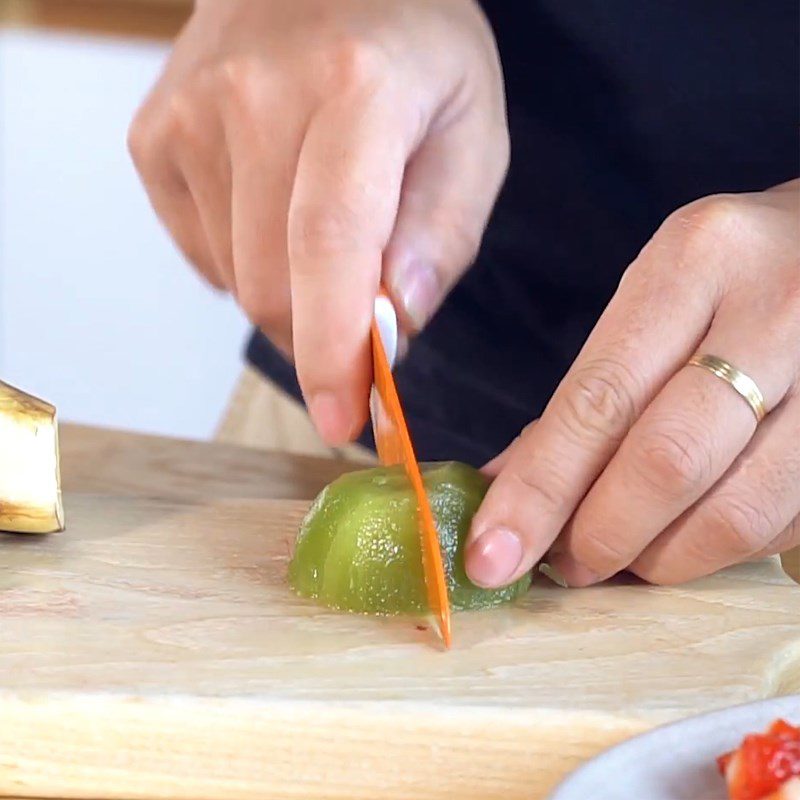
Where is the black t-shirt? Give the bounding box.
[247,1,798,466]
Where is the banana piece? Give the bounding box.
[0,380,64,533]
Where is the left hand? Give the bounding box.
[465,179,800,587]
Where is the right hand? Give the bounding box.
[128,0,509,444]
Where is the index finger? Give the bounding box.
[466,226,721,588]
[288,91,417,444]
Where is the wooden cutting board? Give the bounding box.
[1,486,797,800]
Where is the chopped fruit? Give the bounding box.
[289,461,531,614]
[718,719,800,800]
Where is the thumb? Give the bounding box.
[383,107,509,332]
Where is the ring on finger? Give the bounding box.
[687,354,767,423]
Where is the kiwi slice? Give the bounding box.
[289,461,531,614]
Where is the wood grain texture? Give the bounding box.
[60,423,356,503]
[0,490,797,800]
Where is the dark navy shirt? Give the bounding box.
[247,1,799,466]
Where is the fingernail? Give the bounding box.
[547,553,601,587]
[466,527,524,588]
[308,391,351,446]
[393,260,439,330]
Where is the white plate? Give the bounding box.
[548,695,800,800]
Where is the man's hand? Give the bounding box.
[129,0,508,444]
[467,180,800,587]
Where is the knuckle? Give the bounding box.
[571,527,632,575]
[507,464,567,518]
[127,106,158,171]
[706,496,778,557]
[127,86,207,174]
[162,90,203,145]
[219,55,268,118]
[634,424,712,500]
[327,36,390,92]
[561,358,640,442]
[672,193,739,232]
[666,194,748,253]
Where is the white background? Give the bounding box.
[0,30,250,440]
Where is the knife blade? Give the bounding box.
[370,290,452,648]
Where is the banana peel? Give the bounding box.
[0,381,64,533]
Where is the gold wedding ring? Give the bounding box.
[687,354,767,423]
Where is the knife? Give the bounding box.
[370,290,452,648]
